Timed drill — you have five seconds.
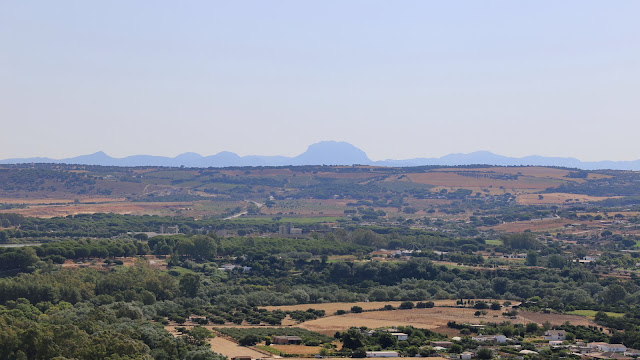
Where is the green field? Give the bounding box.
[485,239,503,246]
[567,310,624,318]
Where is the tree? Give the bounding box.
[239,335,261,346]
[186,326,214,346]
[176,238,195,257]
[476,348,493,359]
[375,331,397,349]
[341,328,365,350]
[179,273,201,297]
[351,306,363,313]
[547,254,566,269]
[193,235,217,259]
[526,251,538,266]
[399,301,414,310]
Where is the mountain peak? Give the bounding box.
[293,141,372,165]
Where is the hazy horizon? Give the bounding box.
[2,1,639,162]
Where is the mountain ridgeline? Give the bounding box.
[3,141,640,170]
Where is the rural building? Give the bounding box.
[390,332,408,341]
[625,349,640,357]
[272,336,303,345]
[365,351,399,358]
[549,340,564,347]
[519,350,538,355]
[588,352,632,359]
[458,352,474,359]
[588,343,627,353]
[472,334,507,343]
[544,330,567,341]
[279,223,302,235]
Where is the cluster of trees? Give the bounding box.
[214,327,332,346]
[0,262,225,360]
[335,326,446,357]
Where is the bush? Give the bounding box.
[399,301,414,310]
[416,301,434,308]
[239,335,261,346]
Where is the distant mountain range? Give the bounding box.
[2,141,640,170]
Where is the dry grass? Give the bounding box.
[0,197,124,204]
[406,172,562,190]
[296,306,596,336]
[0,201,195,218]
[165,325,272,359]
[209,336,270,358]
[262,300,478,313]
[516,193,619,205]
[442,167,572,179]
[270,344,322,355]
[483,217,568,233]
[61,255,167,270]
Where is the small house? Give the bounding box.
[589,343,627,353]
[544,330,567,341]
[459,351,474,360]
[472,334,507,344]
[272,336,303,345]
[391,332,408,341]
[366,351,399,358]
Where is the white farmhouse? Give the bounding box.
[544,330,566,341]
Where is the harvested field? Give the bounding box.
[438,167,574,180]
[0,196,124,204]
[209,336,270,359]
[406,172,564,190]
[259,198,351,216]
[517,193,619,205]
[297,306,596,336]
[484,217,568,233]
[165,326,271,359]
[262,300,493,313]
[270,344,322,355]
[0,201,195,218]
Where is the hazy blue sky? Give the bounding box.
[1,1,639,161]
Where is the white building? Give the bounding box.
[366,351,398,358]
[588,342,627,353]
[625,349,640,357]
[472,334,507,344]
[459,352,474,360]
[544,330,567,341]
